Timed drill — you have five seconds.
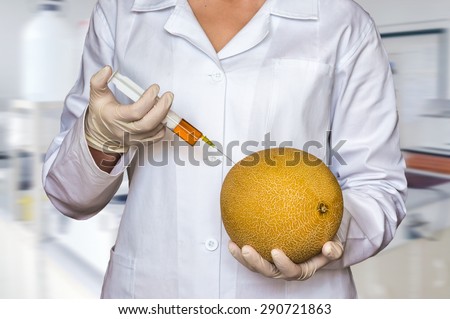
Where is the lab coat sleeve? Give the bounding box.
[325,19,407,268]
[42,1,127,220]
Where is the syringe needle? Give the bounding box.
[212,144,235,165]
[201,135,215,147]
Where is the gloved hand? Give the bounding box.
[85,66,173,153]
[228,235,344,281]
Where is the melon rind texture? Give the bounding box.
[220,148,343,264]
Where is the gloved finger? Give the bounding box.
[101,120,160,146]
[90,66,114,98]
[271,249,304,279]
[117,84,160,122]
[322,240,344,261]
[296,258,320,281]
[133,125,166,144]
[241,245,282,278]
[228,241,256,272]
[135,91,173,130]
[143,127,166,143]
[272,249,332,281]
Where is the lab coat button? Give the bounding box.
[210,73,223,82]
[205,239,219,251]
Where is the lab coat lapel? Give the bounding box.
[164,2,221,66]
[164,1,272,62]
[132,0,220,65]
[217,4,271,60]
[270,0,318,20]
[165,4,271,63]
[131,0,177,11]
[217,0,319,59]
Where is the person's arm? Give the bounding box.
[228,16,406,279]
[42,1,124,220]
[43,1,172,220]
[89,146,121,174]
[324,18,407,269]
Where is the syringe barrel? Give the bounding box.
[159,110,204,146]
[172,118,204,146]
[108,71,203,146]
[162,110,182,130]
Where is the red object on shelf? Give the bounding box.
[403,151,450,175]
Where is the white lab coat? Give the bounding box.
[43,0,407,298]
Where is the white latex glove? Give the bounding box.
[85,66,173,153]
[228,235,344,281]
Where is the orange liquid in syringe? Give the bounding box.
[173,119,204,146]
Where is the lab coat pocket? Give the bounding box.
[267,59,333,160]
[101,246,136,299]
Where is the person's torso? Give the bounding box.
[101,0,368,298]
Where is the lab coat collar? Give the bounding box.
[131,0,177,12]
[270,0,318,20]
[131,0,319,20]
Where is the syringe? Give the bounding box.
[108,71,215,148]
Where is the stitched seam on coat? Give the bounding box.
[335,19,375,71]
[95,3,115,52]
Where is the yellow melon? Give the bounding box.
[220,147,343,264]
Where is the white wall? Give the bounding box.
[357,0,450,26]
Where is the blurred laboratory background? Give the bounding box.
[1,0,450,298]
